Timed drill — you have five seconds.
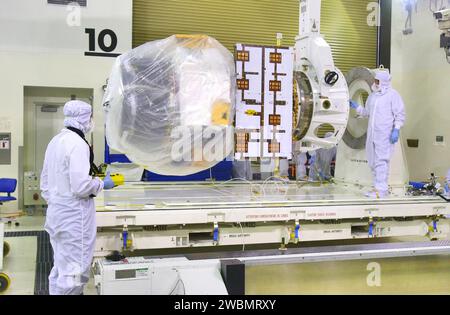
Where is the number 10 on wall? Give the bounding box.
[85,28,120,57]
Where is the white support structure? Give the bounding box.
[293,0,349,152]
[94,182,450,255]
[299,0,321,36]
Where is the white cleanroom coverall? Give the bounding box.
[41,100,103,295]
[354,71,406,195]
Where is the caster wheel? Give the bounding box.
[0,273,11,293]
[3,241,10,257]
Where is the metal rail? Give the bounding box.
[181,241,450,266]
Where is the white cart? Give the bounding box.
[0,222,11,293]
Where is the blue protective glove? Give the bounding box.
[445,183,449,194]
[390,128,400,144]
[349,100,359,109]
[103,171,115,190]
[309,156,315,166]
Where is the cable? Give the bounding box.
[217,177,254,186]
[261,176,290,197]
[215,177,263,196]
[169,274,186,295]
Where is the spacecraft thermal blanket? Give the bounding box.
[103,35,236,176]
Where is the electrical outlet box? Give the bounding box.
[0,133,11,165]
[23,172,46,206]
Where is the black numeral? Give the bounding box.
[85,28,118,53]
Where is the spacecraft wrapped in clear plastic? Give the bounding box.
[103,35,235,176]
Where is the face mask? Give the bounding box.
[85,119,95,134]
[371,83,380,92]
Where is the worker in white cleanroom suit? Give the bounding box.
[40,100,115,295]
[309,132,337,181]
[350,70,406,198]
[444,169,450,196]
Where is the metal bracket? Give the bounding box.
[368,217,375,238]
[213,222,219,245]
[294,220,300,243]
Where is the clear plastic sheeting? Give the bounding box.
[103,35,235,176]
[95,182,446,212]
[106,163,144,182]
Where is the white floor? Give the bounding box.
[1,214,97,295]
[1,237,36,295]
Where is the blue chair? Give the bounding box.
[0,178,17,204]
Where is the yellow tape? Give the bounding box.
[245,109,258,116]
[97,173,125,187]
[211,101,231,125]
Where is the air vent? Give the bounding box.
[41,105,59,113]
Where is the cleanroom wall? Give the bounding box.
[390,0,450,181]
[0,0,132,211]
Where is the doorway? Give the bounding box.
[22,86,93,212]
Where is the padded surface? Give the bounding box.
[0,196,16,202]
[0,178,17,194]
